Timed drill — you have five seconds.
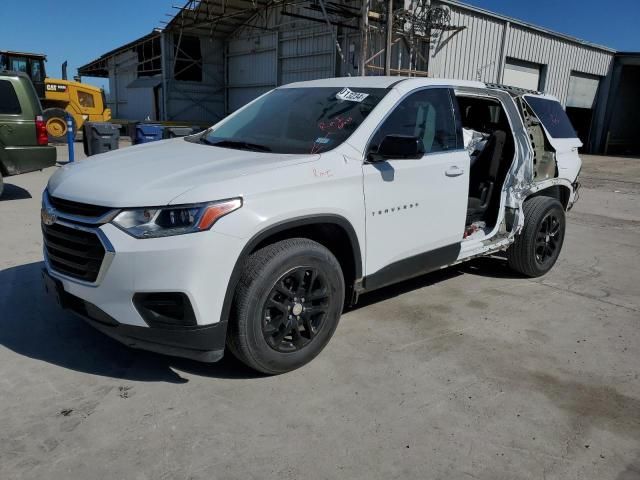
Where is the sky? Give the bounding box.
[461,0,639,51]
[0,0,176,91]
[1,0,638,93]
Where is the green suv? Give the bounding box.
[0,71,56,196]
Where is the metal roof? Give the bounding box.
[163,0,280,37]
[439,0,616,53]
[0,50,47,59]
[77,31,161,77]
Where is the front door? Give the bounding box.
[362,87,469,289]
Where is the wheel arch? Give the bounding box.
[41,100,69,111]
[525,183,572,210]
[219,214,363,325]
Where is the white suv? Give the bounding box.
[42,77,581,374]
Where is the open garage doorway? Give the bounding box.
[565,71,601,152]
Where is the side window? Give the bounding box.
[524,96,577,139]
[30,60,43,82]
[0,80,22,115]
[370,88,458,154]
[77,91,96,108]
[9,57,28,73]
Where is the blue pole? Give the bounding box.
[66,113,74,163]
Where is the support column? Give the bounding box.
[360,0,369,76]
[160,31,169,121]
[385,0,393,75]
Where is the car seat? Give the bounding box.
[466,130,507,224]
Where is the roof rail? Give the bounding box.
[485,83,542,96]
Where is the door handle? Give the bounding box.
[445,166,464,177]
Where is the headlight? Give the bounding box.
[112,198,242,238]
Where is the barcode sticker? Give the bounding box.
[336,87,369,102]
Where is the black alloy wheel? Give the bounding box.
[535,212,562,267]
[262,266,330,353]
[507,196,566,277]
[228,238,345,374]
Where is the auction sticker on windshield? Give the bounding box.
[336,87,369,102]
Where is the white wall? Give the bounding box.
[107,51,157,121]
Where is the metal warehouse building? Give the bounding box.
[78,0,639,155]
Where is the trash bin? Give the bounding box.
[83,122,121,157]
[135,124,164,144]
[163,126,200,139]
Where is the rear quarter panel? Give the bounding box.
[0,76,55,175]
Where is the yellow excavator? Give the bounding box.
[0,50,111,142]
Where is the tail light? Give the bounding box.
[35,115,48,146]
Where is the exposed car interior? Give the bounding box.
[456,95,515,236]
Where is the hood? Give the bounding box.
[47,138,317,207]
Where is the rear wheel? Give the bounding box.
[43,108,75,144]
[228,238,345,374]
[507,196,566,277]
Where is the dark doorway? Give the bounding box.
[605,64,640,156]
[566,106,594,151]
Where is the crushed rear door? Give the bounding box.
[523,94,582,181]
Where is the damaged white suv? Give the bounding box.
[42,77,581,374]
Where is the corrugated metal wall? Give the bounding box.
[225,4,336,113]
[107,51,139,118]
[428,1,614,106]
[227,33,277,111]
[428,7,506,83]
[279,28,335,84]
[165,35,225,122]
[162,0,615,125]
[504,24,612,105]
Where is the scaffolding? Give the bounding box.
[78,0,465,121]
[160,0,465,77]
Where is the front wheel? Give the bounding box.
[507,196,566,277]
[228,238,345,374]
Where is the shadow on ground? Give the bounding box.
[0,261,260,383]
[0,255,518,383]
[458,253,526,279]
[0,183,32,201]
[352,253,522,310]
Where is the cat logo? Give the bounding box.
[46,84,67,93]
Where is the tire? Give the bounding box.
[507,196,566,277]
[0,170,4,198]
[43,108,75,144]
[228,238,345,374]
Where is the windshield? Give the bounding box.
[200,87,389,154]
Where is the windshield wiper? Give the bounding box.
[200,137,271,152]
[198,135,217,146]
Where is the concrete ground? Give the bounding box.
[0,145,638,480]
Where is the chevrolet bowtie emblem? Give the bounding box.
[41,207,57,226]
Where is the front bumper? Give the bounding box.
[42,215,245,362]
[44,269,226,362]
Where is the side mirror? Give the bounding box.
[368,134,425,161]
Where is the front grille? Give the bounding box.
[49,196,113,218]
[43,223,106,282]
